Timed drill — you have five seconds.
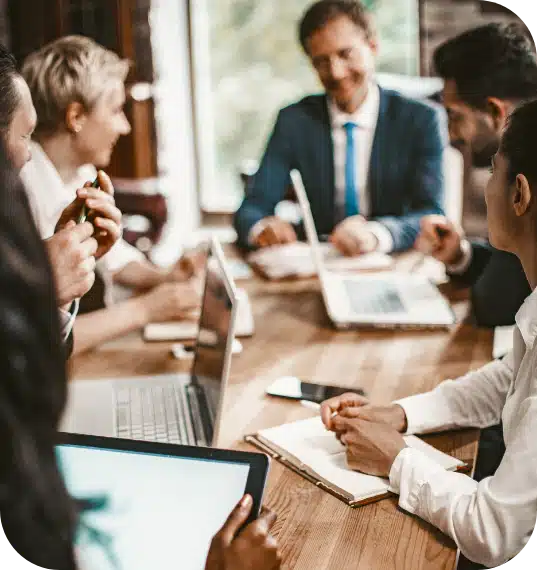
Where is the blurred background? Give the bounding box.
[0,0,530,263]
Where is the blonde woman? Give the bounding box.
[20,36,201,354]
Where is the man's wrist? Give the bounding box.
[446,239,472,274]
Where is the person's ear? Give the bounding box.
[486,97,510,132]
[367,36,379,56]
[513,174,532,217]
[65,101,87,135]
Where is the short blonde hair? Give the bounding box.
[21,35,130,137]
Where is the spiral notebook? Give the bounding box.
[246,417,466,507]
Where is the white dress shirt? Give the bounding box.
[327,83,394,252]
[249,83,394,252]
[388,286,537,568]
[21,142,145,305]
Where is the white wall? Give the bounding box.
[149,0,201,265]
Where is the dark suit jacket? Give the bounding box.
[449,241,530,328]
[234,87,446,250]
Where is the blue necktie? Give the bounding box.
[343,121,359,217]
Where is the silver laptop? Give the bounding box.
[290,170,455,329]
[60,237,238,447]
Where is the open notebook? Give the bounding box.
[246,417,465,507]
[247,242,393,280]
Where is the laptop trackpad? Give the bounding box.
[60,380,115,437]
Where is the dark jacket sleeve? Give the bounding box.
[451,240,531,327]
[233,109,294,248]
[373,105,446,251]
[448,240,496,287]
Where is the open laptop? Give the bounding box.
[56,433,269,570]
[60,237,238,447]
[290,169,455,328]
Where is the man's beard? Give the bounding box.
[472,138,500,168]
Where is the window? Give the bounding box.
[191,0,419,212]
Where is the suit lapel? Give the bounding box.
[305,95,335,232]
[369,87,389,215]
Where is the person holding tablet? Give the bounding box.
[320,100,537,568]
[0,144,281,569]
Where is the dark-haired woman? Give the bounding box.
[320,99,537,569]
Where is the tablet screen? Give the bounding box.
[56,444,251,570]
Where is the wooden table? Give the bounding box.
[71,254,494,570]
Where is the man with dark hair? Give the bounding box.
[417,23,537,329]
[234,0,446,256]
[416,25,537,509]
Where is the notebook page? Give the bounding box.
[247,243,392,279]
[258,417,463,501]
[258,417,389,500]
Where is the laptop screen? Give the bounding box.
[190,252,234,441]
[56,443,250,570]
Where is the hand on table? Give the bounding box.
[414,215,464,266]
[253,217,297,248]
[320,392,407,432]
[320,392,408,476]
[205,495,281,570]
[329,216,378,256]
[141,281,202,323]
[332,414,407,477]
[167,248,207,282]
[55,170,122,260]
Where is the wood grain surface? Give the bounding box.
[70,252,493,570]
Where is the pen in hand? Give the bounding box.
[76,175,100,224]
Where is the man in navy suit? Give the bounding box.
[234,0,446,254]
[416,23,537,329]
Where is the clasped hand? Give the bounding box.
[320,393,407,477]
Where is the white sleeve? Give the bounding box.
[98,238,146,274]
[364,221,394,253]
[389,396,537,568]
[395,352,514,435]
[445,238,473,275]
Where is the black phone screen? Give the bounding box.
[266,376,365,404]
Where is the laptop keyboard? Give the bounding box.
[343,279,405,314]
[115,384,206,446]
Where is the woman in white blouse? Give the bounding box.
[19,36,203,354]
[320,99,537,568]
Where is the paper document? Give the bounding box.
[493,325,515,359]
[144,289,254,341]
[247,242,393,279]
[251,417,464,504]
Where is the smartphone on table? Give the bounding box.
[266,376,365,404]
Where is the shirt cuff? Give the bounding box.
[59,298,79,342]
[365,221,394,253]
[445,239,472,275]
[388,446,407,494]
[248,219,268,246]
[394,387,456,435]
